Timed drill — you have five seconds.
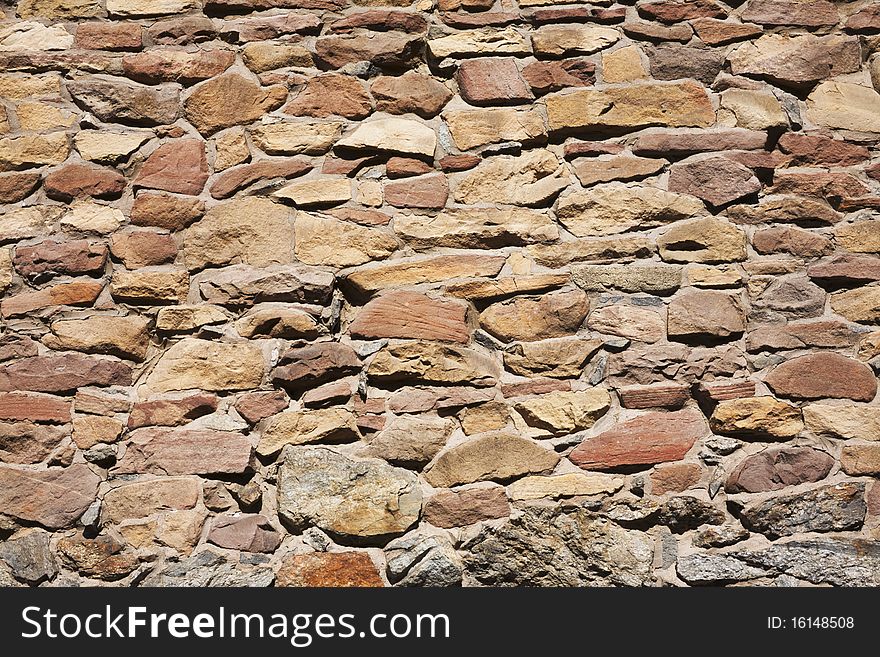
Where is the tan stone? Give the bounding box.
[718,88,787,130]
[184,73,287,135]
[45,315,151,362]
[453,149,569,206]
[213,127,249,171]
[235,304,320,339]
[257,408,359,456]
[658,216,746,263]
[0,73,61,99]
[572,263,683,293]
[0,133,70,171]
[15,102,77,131]
[444,108,546,151]
[508,472,624,500]
[803,403,880,441]
[156,305,228,332]
[427,27,532,59]
[514,388,611,436]
[459,402,510,435]
[651,463,701,495]
[250,121,343,156]
[835,221,880,253]
[831,287,880,323]
[107,0,197,16]
[274,177,352,207]
[0,21,74,50]
[710,396,803,439]
[60,202,124,234]
[588,304,665,343]
[19,0,102,19]
[74,130,152,163]
[841,444,880,476]
[572,154,666,187]
[503,337,602,378]
[343,254,505,297]
[367,342,499,386]
[336,117,436,158]
[396,208,558,249]
[602,45,648,83]
[532,25,619,57]
[294,213,397,267]
[185,197,294,270]
[807,81,880,134]
[361,414,454,467]
[480,287,588,342]
[110,268,188,304]
[242,41,312,73]
[102,476,201,524]
[144,338,265,392]
[556,183,705,237]
[72,415,124,449]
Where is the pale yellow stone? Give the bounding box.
[427,27,532,59]
[61,202,124,234]
[357,180,383,207]
[602,45,648,83]
[14,102,77,131]
[831,287,880,323]
[294,213,397,267]
[835,221,880,253]
[74,130,151,163]
[686,265,744,287]
[45,315,151,361]
[0,132,70,171]
[250,121,343,155]
[453,149,569,206]
[18,0,102,19]
[532,25,619,57]
[156,305,229,332]
[72,415,124,449]
[508,473,624,500]
[155,508,206,552]
[336,117,436,158]
[107,0,197,17]
[444,108,546,151]
[395,207,558,249]
[213,127,249,171]
[0,248,12,294]
[514,388,611,435]
[0,206,62,241]
[241,41,312,73]
[0,73,62,99]
[804,403,880,441]
[0,21,73,50]
[718,88,787,130]
[110,269,189,303]
[144,338,265,393]
[257,408,359,456]
[807,80,880,133]
[274,177,352,207]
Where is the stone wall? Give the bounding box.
[1,0,880,588]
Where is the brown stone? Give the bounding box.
[386,157,433,178]
[697,379,756,403]
[276,552,383,587]
[522,60,595,95]
[235,390,289,424]
[131,192,205,230]
[0,421,68,464]
[691,19,762,46]
[75,22,143,50]
[623,20,694,43]
[425,486,510,528]
[128,393,218,429]
[808,254,880,286]
[343,253,504,297]
[648,45,726,86]
[841,444,880,476]
[726,195,841,226]
[747,319,866,352]
[148,15,216,44]
[57,534,138,580]
[618,383,689,409]
[0,464,100,529]
[1,280,103,318]
[209,158,312,199]
[639,0,726,22]
[765,353,877,402]
[110,231,177,269]
[221,13,321,42]
[329,10,426,33]
[0,171,41,203]
[44,164,126,202]
[349,291,469,343]
[285,73,372,120]
[776,133,869,167]
[770,172,871,204]
[479,288,588,342]
[668,289,745,341]
[184,73,288,135]
[0,392,70,424]
[742,0,838,27]
[726,447,835,493]
[632,129,767,157]
[651,463,701,495]
[846,5,880,32]
[668,156,760,206]
[207,514,281,553]
[0,354,130,393]
[370,72,452,119]
[67,76,181,126]
[384,173,448,209]
[752,226,831,257]
[14,240,107,281]
[314,32,422,70]
[273,342,361,392]
[456,57,533,106]
[135,139,208,196]
[123,48,234,84]
[573,154,666,187]
[114,427,253,475]
[570,408,708,471]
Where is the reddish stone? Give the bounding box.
[742,0,839,27]
[651,463,701,495]
[633,129,767,157]
[0,464,100,529]
[569,408,708,470]
[328,10,427,33]
[75,22,144,51]
[649,44,726,85]
[726,447,834,493]
[148,16,217,44]
[128,393,219,429]
[56,534,139,580]
[868,481,880,517]
[349,291,469,343]
[0,421,68,464]
[439,154,480,172]
[210,158,311,199]
[777,133,870,167]
[208,514,281,553]
[522,59,595,95]
[668,156,760,206]
[456,57,533,106]
[131,192,205,230]
[563,141,625,159]
[691,18,762,45]
[0,172,41,203]
[501,378,570,398]
[765,353,877,402]
[0,392,70,424]
[123,48,234,84]
[1,281,104,318]
[437,0,494,10]
[387,386,495,413]
[114,427,253,475]
[314,32,422,71]
[273,342,361,392]
[623,20,693,43]
[845,5,880,32]
[0,354,131,393]
[769,172,872,204]
[747,319,865,352]
[301,378,354,407]
[528,6,626,24]
[618,383,689,409]
[425,486,510,528]
[135,140,208,196]
[639,0,727,23]
[44,164,126,202]
[371,72,452,119]
[276,552,383,587]
[284,73,372,120]
[440,11,520,28]
[384,173,448,209]
[235,390,289,424]
[110,231,178,268]
[808,254,880,286]
[724,150,789,172]
[752,226,831,257]
[326,207,391,226]
[220,13,322,42]
[14,240,108,281]
[0,336,39,363]
[322,154,374,176]
[868,164,880,183]
[696,379,756,404]
[386,157,433,178]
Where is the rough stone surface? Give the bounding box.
[740,483,866,539]
[726,447,835,493]
[765,353,877,402]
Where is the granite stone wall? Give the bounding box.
[1,0,880,587]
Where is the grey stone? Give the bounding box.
[141,550,274,587]
[0,529,57,583]
[385,532,462,587]
[677,553,767,585]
